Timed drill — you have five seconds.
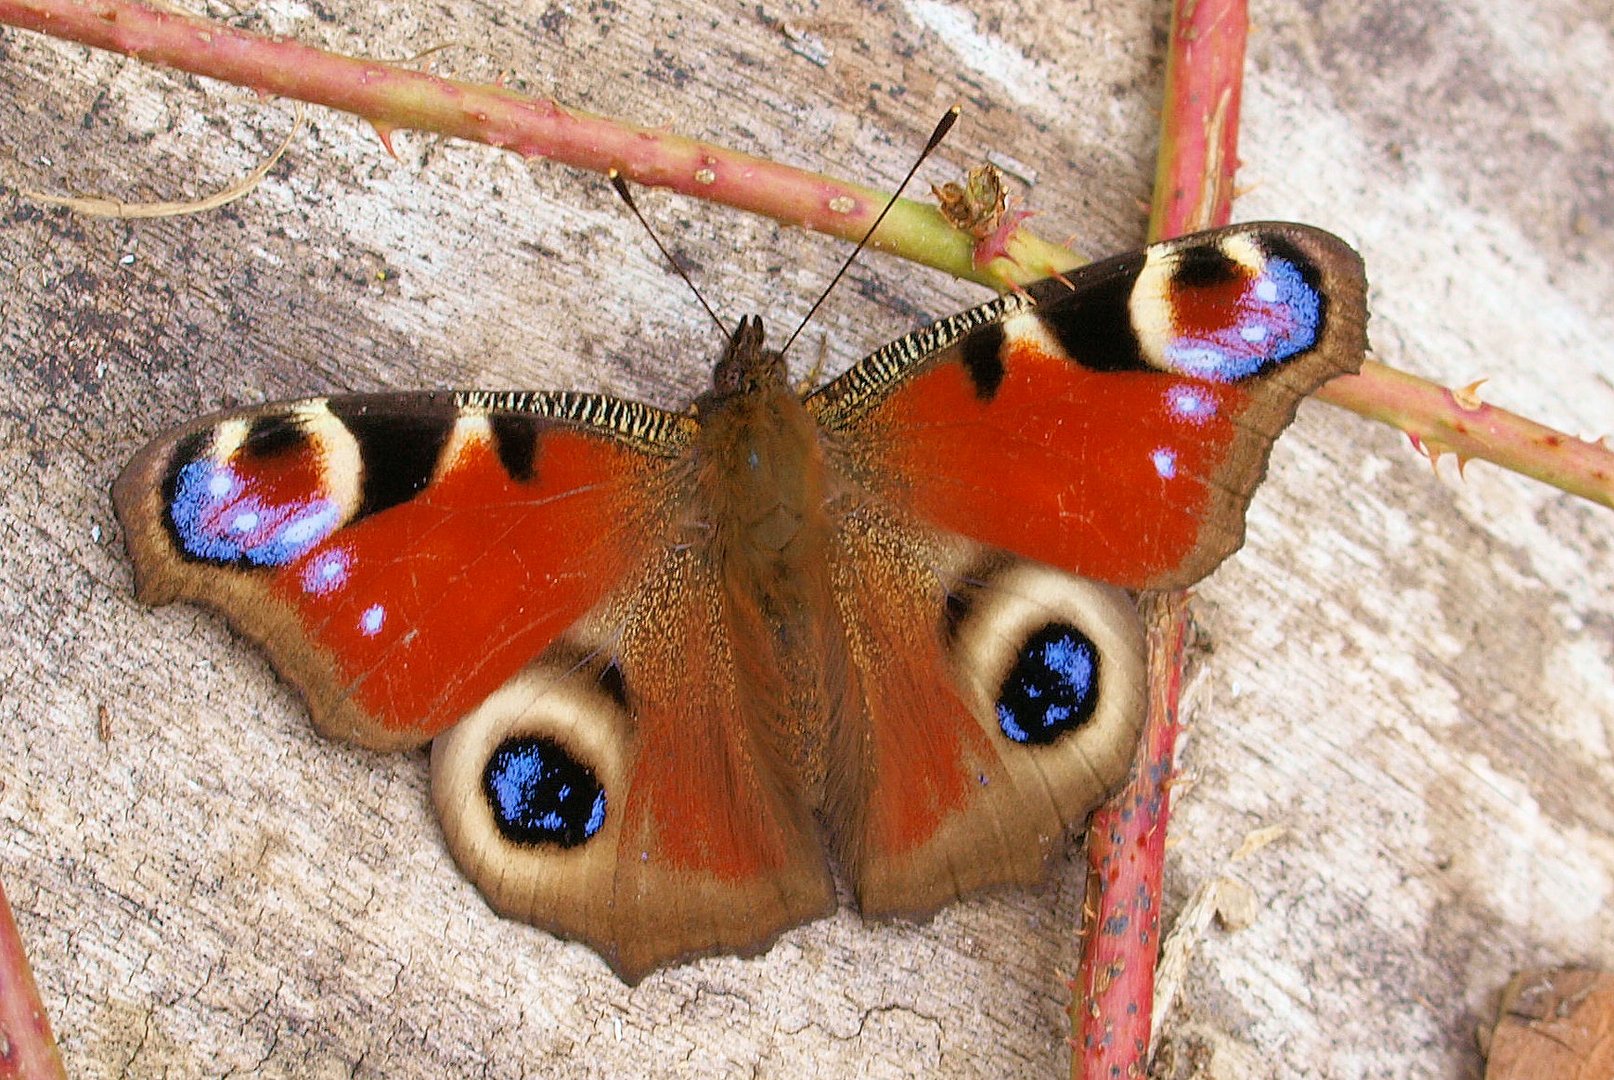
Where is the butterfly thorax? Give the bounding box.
[693,315,828,564]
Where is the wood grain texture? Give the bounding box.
[0,0,1609,1076]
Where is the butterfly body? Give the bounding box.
[114,222,1368,982]
[691,315,850,792]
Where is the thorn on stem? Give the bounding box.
[372,121,399,159]
[1452,378,1489,410]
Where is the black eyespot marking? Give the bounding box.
[241,414,309,459]
[1259,235,1324,292]
[160,430,212,521]
[942,587,975,644]
[996,622,1101,746]
[1036,256,1151,373]
[958,322,1006,401]
[1170,244,1241,288]
[1259,234,1329,331]
[327,400,452,518]
[158,420,342,570]
[490,415,539,483]
[596,659,630,712]
[483,735,607,848]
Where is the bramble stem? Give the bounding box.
[1321,362,1613,508]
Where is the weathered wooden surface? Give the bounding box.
[1,1,1609,1076]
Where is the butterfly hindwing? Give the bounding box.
[428,542,838,984]
[113,391,694,749]
[822,508,1146,916]
[807,222,1369,590]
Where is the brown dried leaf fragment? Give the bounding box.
[1483,967,1614,1080]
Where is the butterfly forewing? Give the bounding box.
[113,391,694,749]
[807,222,1368,590]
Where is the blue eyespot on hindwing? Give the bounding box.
[995,622,1102,745]
[483,734,607,848]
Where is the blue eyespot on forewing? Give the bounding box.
[1132,231,1330,383]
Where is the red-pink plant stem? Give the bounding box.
[1322,362,1614,508]
[0,878,68,1080]
[1072,2,1246,1078]
[1146,0,1245,241]
[2,1,1609,508]
[1072,593,1192,1076]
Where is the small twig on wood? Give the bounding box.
[22,102,305,217]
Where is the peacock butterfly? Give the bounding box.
[113,221,1367,983]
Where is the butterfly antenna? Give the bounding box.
[609,170,730,339]
[779,106,960,358]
